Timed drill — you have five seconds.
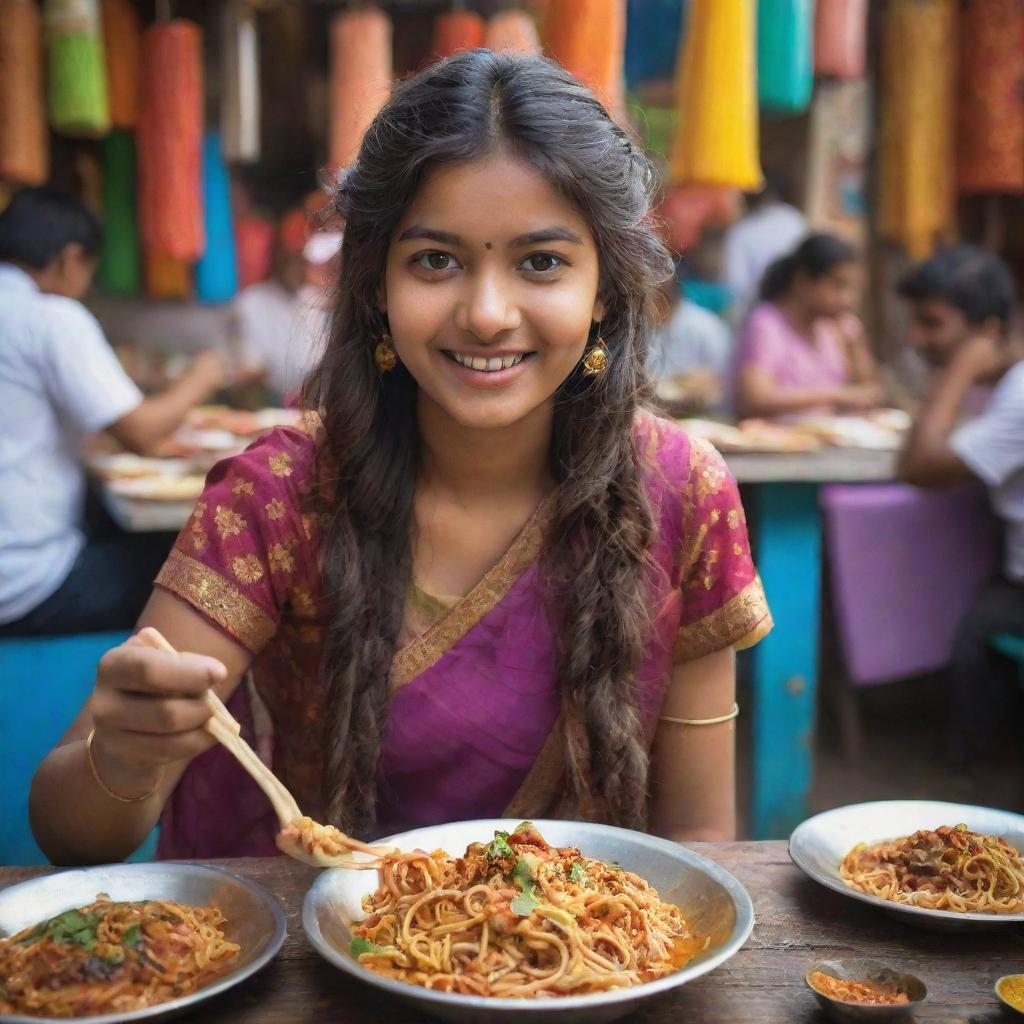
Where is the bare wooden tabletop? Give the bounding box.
[2,842,1020,1023]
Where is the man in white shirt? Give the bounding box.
[896,246,1024,776]
[723,172,807,318]
[0,188,225,636]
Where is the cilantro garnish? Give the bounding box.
[568,862,590,886]
[485,831,514,860]
[349,936,385,958]
[510,856,541,917]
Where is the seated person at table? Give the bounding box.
[230,209,336,404]
[649,262,733,415]
[733,234,885,420]
[896,246,1024,774]
[0,188,226,638]
[31,52,772,865]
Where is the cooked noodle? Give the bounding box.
[349,822,706,997]
[840,823,1024,914]
[0,895,239,1017]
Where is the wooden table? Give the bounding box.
[2,845,1017,1023]
[724,450,897,840]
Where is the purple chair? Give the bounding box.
[820,483,1002,757]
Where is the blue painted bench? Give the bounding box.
[0,631,158,865]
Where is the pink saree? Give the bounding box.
[154,410,771,857]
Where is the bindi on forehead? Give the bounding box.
[484,242,493,250]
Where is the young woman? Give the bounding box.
[32,51,771,864]
[733,233,885,419]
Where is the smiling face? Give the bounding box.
[383,154,604,432]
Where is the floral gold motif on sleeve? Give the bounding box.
[214,505,247,540]
[190,525,209,552]
[268,540,297,575]
[232,554,265,585]
[265,498,287,521]
[727,508,741,530]
[191,501,207,523]
[232,478,255,496]
[268,452,293,477]
[290,586,317,617]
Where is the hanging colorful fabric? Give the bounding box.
[144,249,190,300]
[757,0,814,113]
[98,130,140,295]
[814,0,868,79]
[669,0,762,189]
[878,0,956,258]
[196,134,238,303]
[957,0,1024,195]
[434,10,485,58]
[221,0,260,163]
[328,6,392,169]
[657,184,740,253]
[235,214,274,289]
[101,0,140,129]
[45,0,110,136]
[541,0,627,121]
[137,19,204,262]
[485,9,541,54]
[0,0,49,185]
[624,0,685,88]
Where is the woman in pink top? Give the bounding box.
[734,233,884,419]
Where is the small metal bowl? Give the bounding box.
[996,975,1024,1017]
[805,958,927,1022]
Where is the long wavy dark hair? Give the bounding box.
[304,49,673,836]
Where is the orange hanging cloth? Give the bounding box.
[137,20,204,262]
[145,249,191,300]
[101,0,140,129]
[541,0,626,121]
[434,10,485,58]
[0,0,49,185]
[485,9,541,54]
[669,0,762,190]
[814,0,868,79]
[328,5,392,169]
[957,0,1024,195]
[878,0,956,258]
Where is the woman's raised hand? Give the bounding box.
[88,628,228,798]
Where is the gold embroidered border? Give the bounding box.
[391,498,555,690]
[673,577,773,663]
[502,717,566,819]
[155,550,277,653]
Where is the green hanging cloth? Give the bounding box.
[98,130,140,294]
[758,0,814,113]
[45,0,110,136]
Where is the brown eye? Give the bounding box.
[522,253,562,273]
[416,252,455,271]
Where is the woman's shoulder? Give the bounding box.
[207,419,321,491]
[633,408,731,501]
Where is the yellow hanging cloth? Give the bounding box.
[878,0,957,259]
[669,0,762,190]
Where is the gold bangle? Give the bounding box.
[85,729,160,803]
[659,702,739,727]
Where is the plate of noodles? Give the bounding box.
[0,862,286,1022]
[303,819,753,1023]
[789,800,1024,931]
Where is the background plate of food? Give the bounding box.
[789,800,1024,930]
[0,862,286,1023]
[303,819,753,1024]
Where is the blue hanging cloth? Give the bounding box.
[625,0,686,89]
[758,0,814,113]
[196,133,238,303]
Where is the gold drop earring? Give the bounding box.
[374,333,398,374]
[582,334,609,376]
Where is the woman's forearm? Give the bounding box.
[30,736,169,865]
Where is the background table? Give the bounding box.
[2,843,1016,1022]
[725,450,897,839]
